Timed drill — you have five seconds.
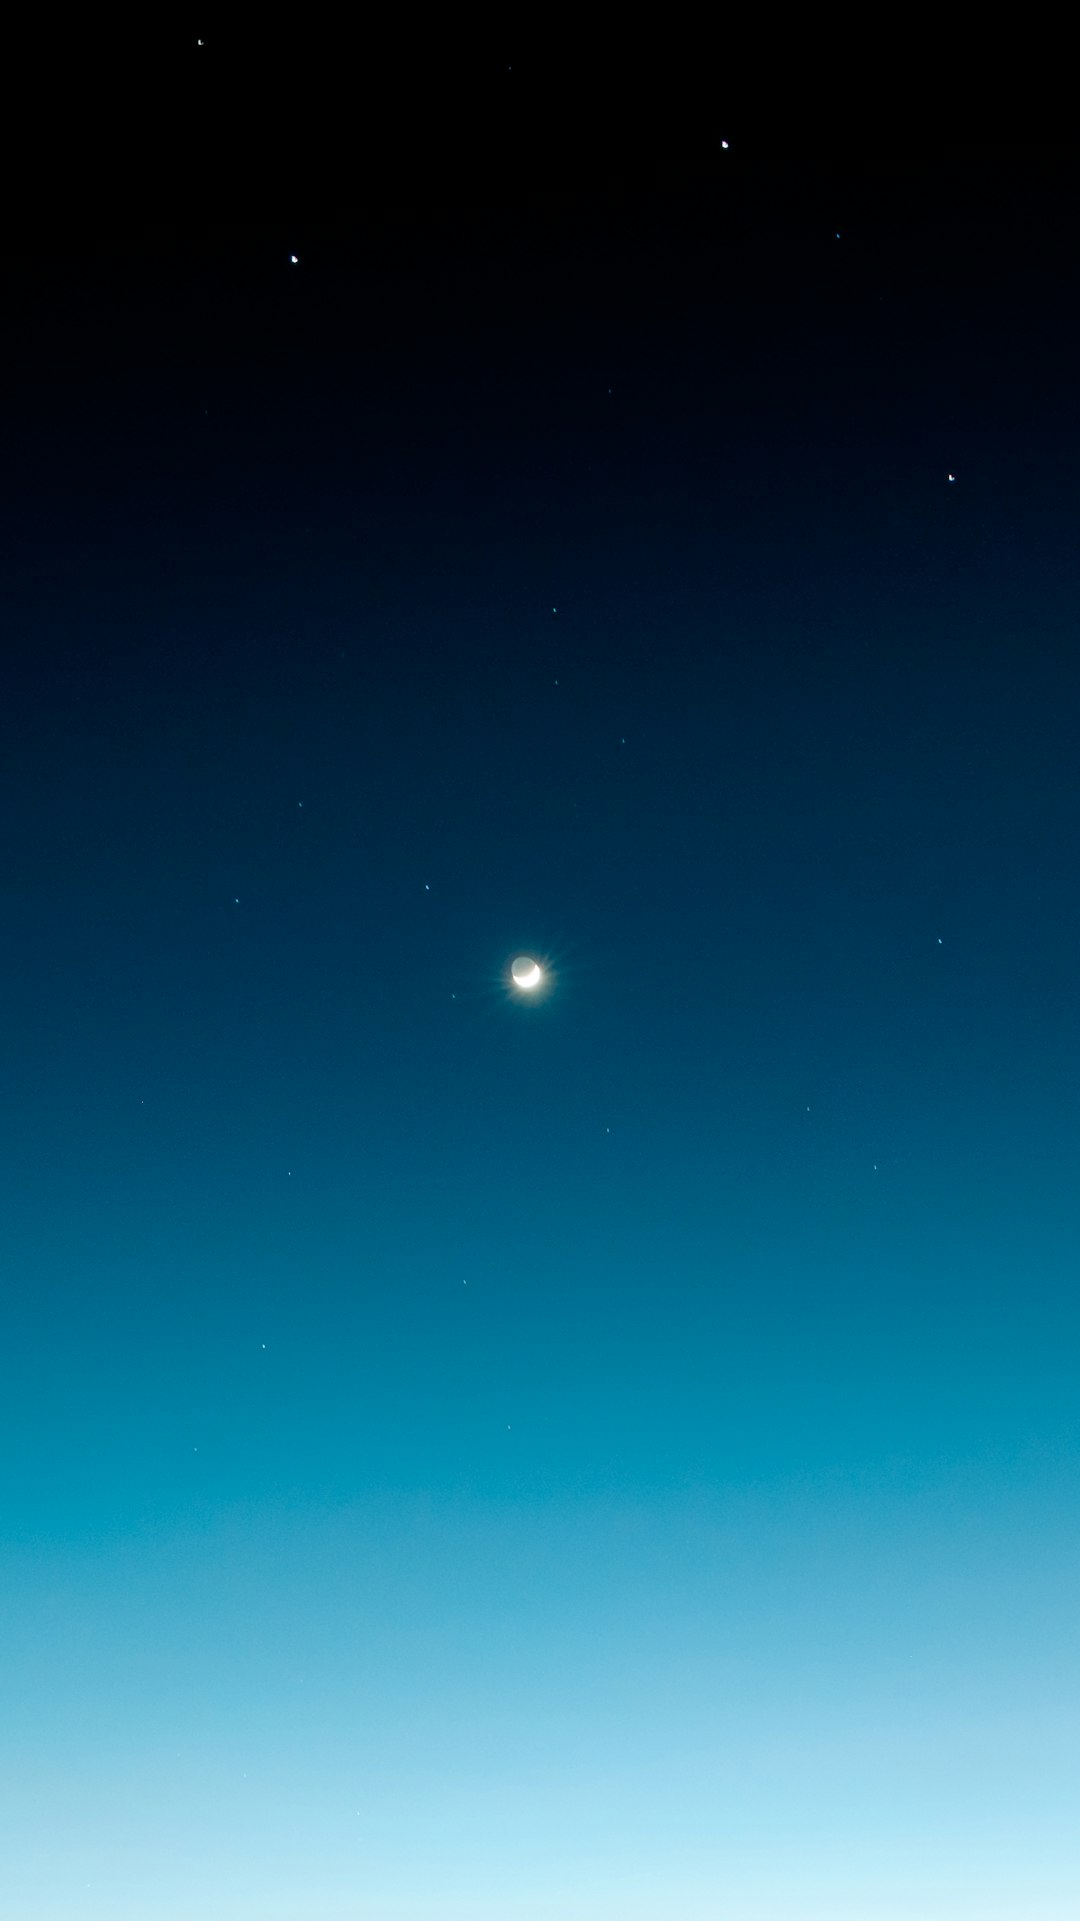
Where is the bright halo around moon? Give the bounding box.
[510,954,544,992]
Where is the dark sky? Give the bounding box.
[3,29,1079,1919]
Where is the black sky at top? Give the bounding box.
[5,28,1076,574]
[6,25,1076,312]
[4,30,1079,937]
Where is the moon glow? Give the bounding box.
[511,955,543,991]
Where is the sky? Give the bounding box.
[2,28,1079,1919]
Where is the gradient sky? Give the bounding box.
[2,29,1079,1919]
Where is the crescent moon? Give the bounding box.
[511,955,543,991]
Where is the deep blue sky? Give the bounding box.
[2,28,1079,1918]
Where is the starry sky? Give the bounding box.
[2,28,1079,1920]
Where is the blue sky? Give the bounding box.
[5,1468,1078,1918]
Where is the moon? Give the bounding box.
[511,955,543,991]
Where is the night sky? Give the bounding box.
[3,28,1079,1920]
